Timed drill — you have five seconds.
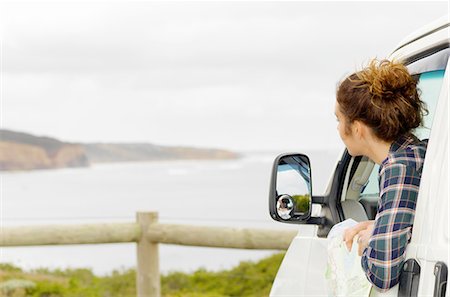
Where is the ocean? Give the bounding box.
[1,149,342,275]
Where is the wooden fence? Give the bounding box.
[0,212,298,297]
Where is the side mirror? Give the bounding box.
[269,153,318,224]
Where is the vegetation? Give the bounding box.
[0,252,285,297]
[292,194,310,214]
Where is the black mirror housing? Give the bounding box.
[269,153,325,225]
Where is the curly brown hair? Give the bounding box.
[336,59,428,142]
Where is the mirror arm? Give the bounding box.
[312,195,326,205]
[306,216,327,225]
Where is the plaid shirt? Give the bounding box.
[361,133,428,291]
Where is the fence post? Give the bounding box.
[136,212,160,297]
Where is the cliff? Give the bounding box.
[0,130,240,171]
[0,130,89,171]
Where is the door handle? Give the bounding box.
[399,259,421,297]
[433,261,447,297]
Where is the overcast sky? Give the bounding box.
[0,1,448,151]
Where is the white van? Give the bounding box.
[269,16,449,297]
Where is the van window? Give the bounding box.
[414,70,445,140]
[360,69,446,198]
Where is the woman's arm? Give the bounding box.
[361,162,421,291]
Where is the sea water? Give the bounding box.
[0,149,341,275]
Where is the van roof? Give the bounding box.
[392,15,449,53]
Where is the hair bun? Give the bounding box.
[336,57,427,142]
[355,59,414,101]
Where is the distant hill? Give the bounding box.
[83,143,240,163]
[0,130,240,171]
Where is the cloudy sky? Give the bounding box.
[0,1,447,151]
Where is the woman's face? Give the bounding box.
[335,101,363,156]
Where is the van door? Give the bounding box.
[399,58,449,297]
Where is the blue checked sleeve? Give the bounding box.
[361,162,421,291]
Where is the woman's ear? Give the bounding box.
[353,120,364,139]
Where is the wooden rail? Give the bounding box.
[0,212,298,297]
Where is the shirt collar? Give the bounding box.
[389,133,419,153]
[381,133,420,165]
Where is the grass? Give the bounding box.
[0,252,285,297]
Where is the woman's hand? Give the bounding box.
[356,226,374,256]
[343,220,374,252]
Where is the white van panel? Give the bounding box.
[270,226,328,297]
[408,59,448,248]
[391,57,449,297]
[393,16,449,52]
[390,25,449,62]
[414,58,449,297]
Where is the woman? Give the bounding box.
[335,59,428,291]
